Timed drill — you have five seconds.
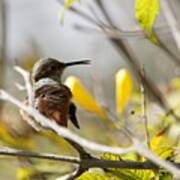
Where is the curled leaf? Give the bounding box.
[65,76,107,119]
[115,69,133,114]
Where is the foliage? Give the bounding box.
[78,130,176,179]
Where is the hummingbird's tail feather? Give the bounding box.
[69,102,80,129]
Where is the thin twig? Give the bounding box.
[73,24,147,39]
[140,66,150,148]
[14,66,34,107]
[161,0,180,52]
[0,147,79,163]
[156,37,180,66]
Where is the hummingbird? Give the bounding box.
[21,58,90,130]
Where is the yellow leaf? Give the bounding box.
[65,76,107,119]
[135,0,160,43]
[64,0,79,8]
[115,69,133,114]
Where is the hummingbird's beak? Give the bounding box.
[65,59,90,67]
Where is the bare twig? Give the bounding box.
[73,24,147,39]
[161,0,180,52]
[0,147,79,163]
[156,37,180,66]
[14,66,34,106]
[140,67,150,148]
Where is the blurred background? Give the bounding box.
[0,0,180,179]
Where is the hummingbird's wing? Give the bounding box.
[69,102,80,129]
[35,84,72,127]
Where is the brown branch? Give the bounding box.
[1,147,180,170]
[0,147,79,163]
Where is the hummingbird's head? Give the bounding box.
[32,58,90,83]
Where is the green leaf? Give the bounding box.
[101,153,123,161]
[158,171,173,180]
[135,0,160,43]
[150,132,175,160]
[101,153,155,180]
[77,171,115,180]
